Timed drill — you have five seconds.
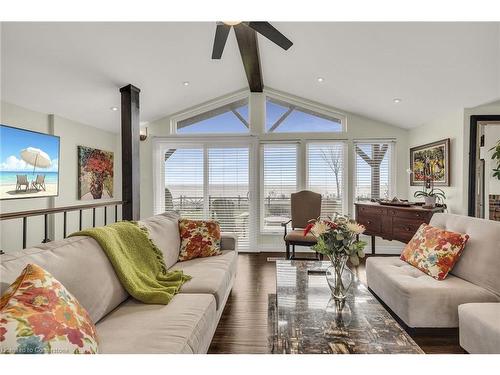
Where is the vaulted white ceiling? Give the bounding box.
[1,22,499,132]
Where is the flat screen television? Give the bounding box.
[0,124,60,200]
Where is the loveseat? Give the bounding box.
[0,213,238,354]
[366,213,500,352]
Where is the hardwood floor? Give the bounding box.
[208,252,464,354]
[208,252,277,353]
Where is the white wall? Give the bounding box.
[52,115,122,240]
[408,109,466,214]
[0,102,121,252]
[140,91,409,253]
[407,100,500,216]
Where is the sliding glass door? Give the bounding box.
[164,147,205,218]
[208,148,250,248]
[163,144,251,250]
[261,143,298,232]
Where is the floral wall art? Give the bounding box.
[78,146,114,200]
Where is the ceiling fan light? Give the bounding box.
[223,21,242,26]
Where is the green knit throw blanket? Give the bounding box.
[69,221,191,304]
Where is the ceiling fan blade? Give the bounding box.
[233,24,263,92]
[246,22,293,51]
[212,23,231,59]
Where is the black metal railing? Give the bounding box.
[0,201,124,253]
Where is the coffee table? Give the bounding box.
[273,260,424,354]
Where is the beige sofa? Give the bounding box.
[458,303,500,354]
[0,213,238,354]
[366,213,500,330]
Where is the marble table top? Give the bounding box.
[274,260,424,354]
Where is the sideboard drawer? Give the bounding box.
[388,209,429,221]
[357,205,387,216]
[357,215,382,234]
[392,218,422,243]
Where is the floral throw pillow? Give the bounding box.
[400,223,470,280]
[0,264,99,354]
[178,219,222,261]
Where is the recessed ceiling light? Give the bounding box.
[183,81,190,86]
[317,77,325,83]
[393,98,402,104]
[110,106,119,111]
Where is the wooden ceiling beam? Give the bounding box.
[234,24,263,93]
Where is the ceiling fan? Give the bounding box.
[211,22,293,92]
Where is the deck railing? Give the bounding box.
[0,201,124,253]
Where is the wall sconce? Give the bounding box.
[140,127,148,141]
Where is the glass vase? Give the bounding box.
[326,298,353,328]
[325,254,354,301]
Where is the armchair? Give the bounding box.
[282,190,322,260]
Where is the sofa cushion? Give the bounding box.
[1,264,99,354]
[139,212,180,269]
[400,223,469,280]
[178,219,222,261]
[96,294,216,354]
[0,237,128,324]
[220,233,238,251]
[459,303,500,354]
[366,257,500,327]
[170,250,237,310]
[430,213,500,295]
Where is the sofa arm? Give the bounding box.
[221,233,238,252]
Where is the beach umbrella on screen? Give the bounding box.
[20,147,52,175]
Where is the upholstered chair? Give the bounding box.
[282,190,322,260]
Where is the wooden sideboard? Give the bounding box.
[354,202,445,254]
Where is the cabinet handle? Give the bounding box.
[406,227,411,231]
[367,220,371,224]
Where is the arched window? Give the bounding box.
[265,95,344,133]
[174,96,249,134]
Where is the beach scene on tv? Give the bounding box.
[0,124,59,200]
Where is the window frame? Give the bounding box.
[153,136,259,249]
[352,139,397,207]
[259,140,349,234]
[305,140,349,217]
[169,90,250,136]
[153,90,400,251]
[263,88,347,134]
[259,142,300,234]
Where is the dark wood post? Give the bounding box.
[120,84,141,221]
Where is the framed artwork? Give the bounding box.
[0,124,60,200]
[410,138,450,186]
[78,146,114,200]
